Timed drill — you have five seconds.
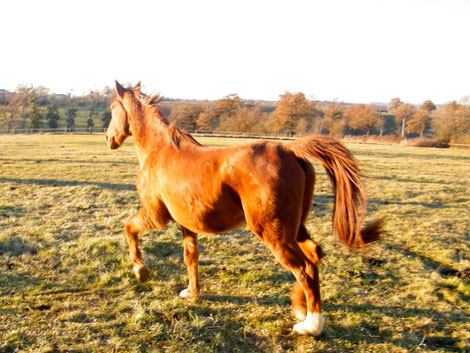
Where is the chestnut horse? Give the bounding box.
[105,81,382,336]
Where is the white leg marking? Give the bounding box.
[179,288,190,298]
[293,308,307,321]
[293,312,324,336]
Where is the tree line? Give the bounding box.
[1,85,469,144]
[166,92,470,144]
[0,85,113,132]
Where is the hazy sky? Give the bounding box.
[2,0,469,104]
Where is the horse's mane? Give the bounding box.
[134,90,166,118]
[169,125,202,149]
[134,90,201,149]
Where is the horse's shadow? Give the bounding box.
[0,177,135,191]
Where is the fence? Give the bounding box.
[0,127,103,135]
[0,127,298,140]
[2,128,469,148]
[448,143,470,149]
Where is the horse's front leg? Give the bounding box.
[179,227,199,298]
[125,208,152,282]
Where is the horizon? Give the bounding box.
[0,84,465,107]
[2,0,470,105]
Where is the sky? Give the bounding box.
[2,0,470,104]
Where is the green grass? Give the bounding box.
[0,134,469,352]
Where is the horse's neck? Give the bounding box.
[129,109,185,169]
[134,144,149,170]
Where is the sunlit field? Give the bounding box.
[0,134,469,352]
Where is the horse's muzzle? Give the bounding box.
[106,135,119,149]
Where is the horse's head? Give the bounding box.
[105,80,141,149]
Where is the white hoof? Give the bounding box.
[179,288,190,298]
[293,312,324,336]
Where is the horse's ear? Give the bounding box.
[134,81,142,91]
[115,80,126,98]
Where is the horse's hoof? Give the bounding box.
[179,288,198,298]
[292,312,324,336]
[134,265,150,283]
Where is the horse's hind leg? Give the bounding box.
[292,225,324,321]
[257,225,324,336]
[125,208,152,282]
[297,225,324,265]
[179,227,199,298]
[297,160,323,266]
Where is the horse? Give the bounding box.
[105,81,382,336]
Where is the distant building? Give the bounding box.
[54,94,68,101]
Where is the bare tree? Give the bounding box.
[0,85,35,131]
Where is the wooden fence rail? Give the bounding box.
[0,127,300,139]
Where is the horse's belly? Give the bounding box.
[163,195,246,234]
[183,211,246,234]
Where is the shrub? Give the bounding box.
[408,137,449,148]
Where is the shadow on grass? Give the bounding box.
[324,302,464,351]
[0,205,25,218]
[201,293,291,308]
[353,149,470,161]
[388,243,441,271]
[0,177,135,191]
[134,304,274,352]
[0,157,138,165]
[368,175,453,185]
[0,236,37,256]
[184,304,275,351]
[368,198,463,209]
[0,271,43,294]
[144,239,183,259]
[187,294,464,350]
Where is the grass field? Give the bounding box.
[0,134,469,352]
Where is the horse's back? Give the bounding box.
[228,141,306,192]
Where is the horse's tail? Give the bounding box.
[287,135,383,249]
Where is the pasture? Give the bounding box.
[0,134,469,352]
